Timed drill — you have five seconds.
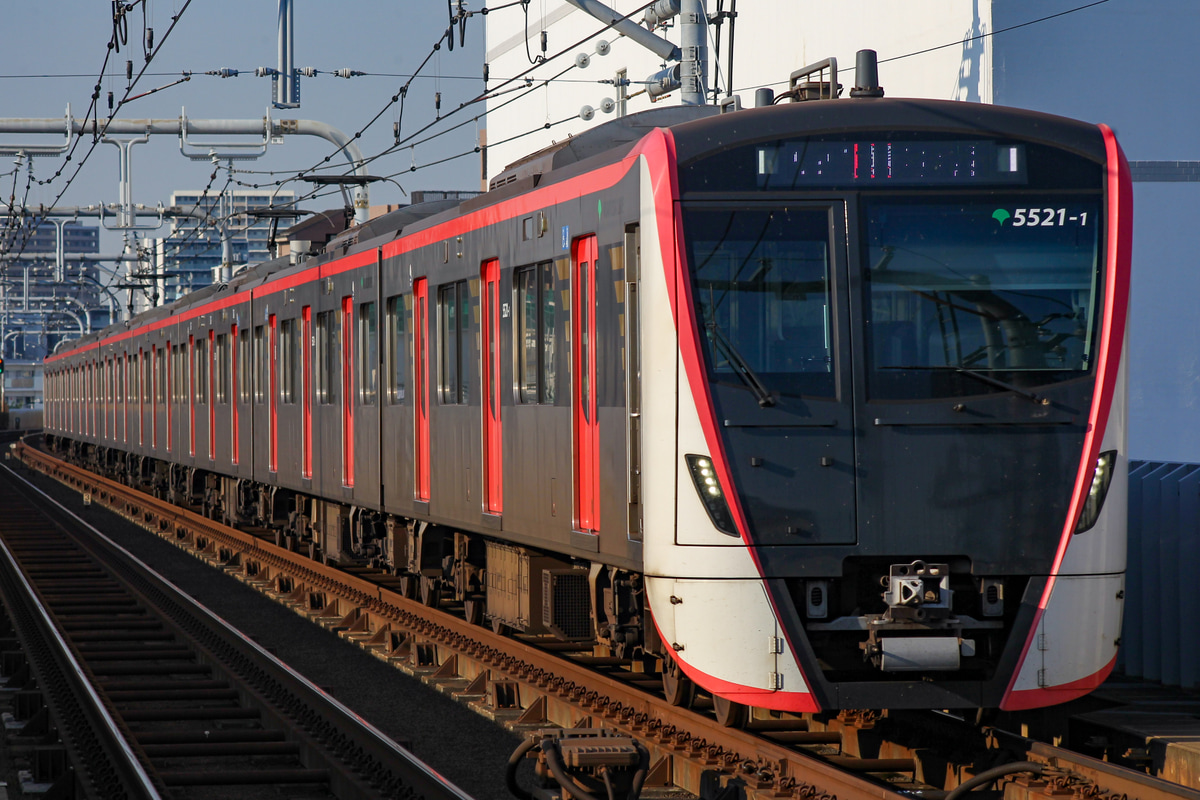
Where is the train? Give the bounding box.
[41,72,1132,717]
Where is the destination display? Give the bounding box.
[756,139,1028,187]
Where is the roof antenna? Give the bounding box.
[850,49,884,98]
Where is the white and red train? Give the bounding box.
[43,93,1132,715]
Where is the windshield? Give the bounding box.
[684,206,835,399]
[865,197,1101,399]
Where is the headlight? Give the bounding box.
[1074,450,1117,533]
[685,454,739,537]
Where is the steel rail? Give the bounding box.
[0,525,164,799]
[18,439,913,800]
[2,453,477,800]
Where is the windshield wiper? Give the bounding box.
[882,365,1048,405]
[706,319,776,407]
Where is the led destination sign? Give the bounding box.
[756,140,1027,188]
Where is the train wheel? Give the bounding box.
[662,658,695,708]
[420,575,441,608]
[712,695,748,729]
[397,573,418,599]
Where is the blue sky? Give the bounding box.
[1,1,487,242]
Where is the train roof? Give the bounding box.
[667,97,1109,165]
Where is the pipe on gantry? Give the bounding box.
[0,111,371,223]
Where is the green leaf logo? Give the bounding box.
[992,208,1011,225]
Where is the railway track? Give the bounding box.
[0,455,475,800]
[14,438,1199,800]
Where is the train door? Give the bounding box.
[208,329,216,461]
[481,258,502,514]
[231,325,241,466]
[301,307,312,479]
[353,257,382,505]
[269,313,278,474]
[340,296,354,488]
[572,235,600,534]
[413,278,430,502]
[189,334,197,457]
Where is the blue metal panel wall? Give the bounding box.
[1123,461,1200,689]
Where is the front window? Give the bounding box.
[685,206,835,399]
[864,197,1101,399]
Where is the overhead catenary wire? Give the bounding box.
[3,0,195,265]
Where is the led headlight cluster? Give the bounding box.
[686,454,738,537]
[1075,450,1117,533]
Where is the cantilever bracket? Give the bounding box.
[179,106,273,161]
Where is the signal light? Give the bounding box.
[0,357,5,374]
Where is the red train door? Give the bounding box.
[231,324,239,465]
[481,259,503,514]
[572,235,600,533]
[269,314,278,473]
[302,306,312,479]
[163,343,170,451]
[413,278,430,501]
[189,334,196,457]
[341,295,354,488]
[208,329,216,460]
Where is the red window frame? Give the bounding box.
[231,324,239,466]
[481,258,503,514]
[209,329,216,460]
[341,295,354,488]
[168,342,175,452]
[188,334,196,457]
[414,278,430,501]
[572,235,600,534]
[269,314,278,473]
[302,306,312,479]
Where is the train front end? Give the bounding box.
[639,98,1131,711]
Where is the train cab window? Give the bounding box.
[238,328,251,403]
[684,206,835,399]
[438,280,469,404]
[195,338,209,404]
[280,319,296,404]
[215,334,229,403]
[316,310,338,405]
[863,196,1102,400]
[253,325,266,404]
[385,294,407,404]
[359,301,377,405]
[515,262,557,404]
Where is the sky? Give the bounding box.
[1,1,487,253]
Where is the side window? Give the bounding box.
[514,262,557,403]
[317,310,338,405]
[280,318,296,404]
[195,337,209,404]
[238,328,251,403]
[517,267,538,403]
[386,294,407,404]
[253,325,266,404]
[438,280,469,404]
[215,334,229,403]
[359,301,377,404]
[155,347,166,403]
